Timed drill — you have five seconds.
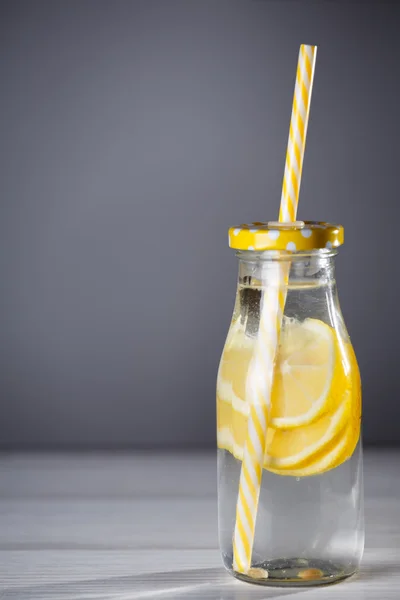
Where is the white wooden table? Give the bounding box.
[0,450,399,599]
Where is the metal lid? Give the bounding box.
[228,221,344,252]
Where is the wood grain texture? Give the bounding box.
[0,450,399,599]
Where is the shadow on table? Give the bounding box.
[128,567,308,599]
[1,567,309,600]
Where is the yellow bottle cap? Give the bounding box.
[228,221,344,252]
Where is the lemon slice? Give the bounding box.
[270,319,335,429]
[218,318,337,428]
[267,423,357,477]
[264,392,350,469]
[217,392,352,472]
[217,316,361,476]
[217,425,247,462]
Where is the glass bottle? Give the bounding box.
[217,222,363,586]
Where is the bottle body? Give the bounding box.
[217,250,363,586]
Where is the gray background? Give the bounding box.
[0,0,398,449]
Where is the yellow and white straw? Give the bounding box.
[232,263,287,574]
[233,44,317,575]
[280,44,317,222]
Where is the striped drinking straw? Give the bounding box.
[232,44,318,575]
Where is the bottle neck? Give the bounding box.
[234,249,344,334]
[236,250,337,287]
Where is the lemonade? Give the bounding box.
[217,235,364,585]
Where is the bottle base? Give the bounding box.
[228,557,357,587]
